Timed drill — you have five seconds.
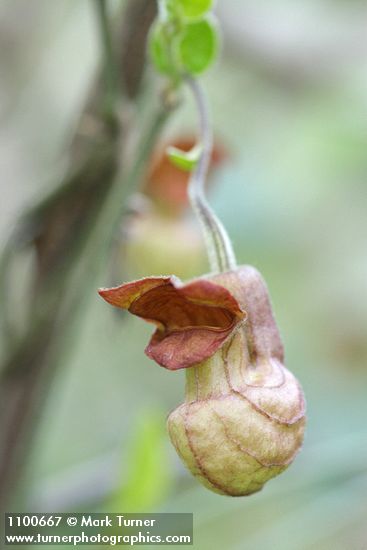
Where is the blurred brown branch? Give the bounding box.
[0,0,171,513]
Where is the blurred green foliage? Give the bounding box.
[166,143,202,171]
[108,410,173,513]
[172,0,214,19]
[149,0,218,77]
[178,17,218,75]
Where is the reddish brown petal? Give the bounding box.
[146,326,236,370]
[98,276,245,370]
[98,276,172,311]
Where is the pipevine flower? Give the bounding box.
[144,136,226,216]
[101,3,305,497]
[99,265,306,496]
[119,136,227,281]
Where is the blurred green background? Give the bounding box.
[1,1,367,549]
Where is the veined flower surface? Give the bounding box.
[99,273,245,370]
[99,265,306,496]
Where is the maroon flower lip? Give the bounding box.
[98,275,246,370]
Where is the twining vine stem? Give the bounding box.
[186,77,236,273]
[94,0,120,125]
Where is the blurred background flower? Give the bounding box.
[117,136,226,281]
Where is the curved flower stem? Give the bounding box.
[186,77,236,273]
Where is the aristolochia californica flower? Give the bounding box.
[99,265,306,496]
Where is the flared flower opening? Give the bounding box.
[98,275,246,370]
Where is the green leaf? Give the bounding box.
[148,22,176,76]
[110,410,172,512]
[178,16,219,74]
[175,0,214,19]
[167,143,203,171]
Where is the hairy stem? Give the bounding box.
[186,77,236,273]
